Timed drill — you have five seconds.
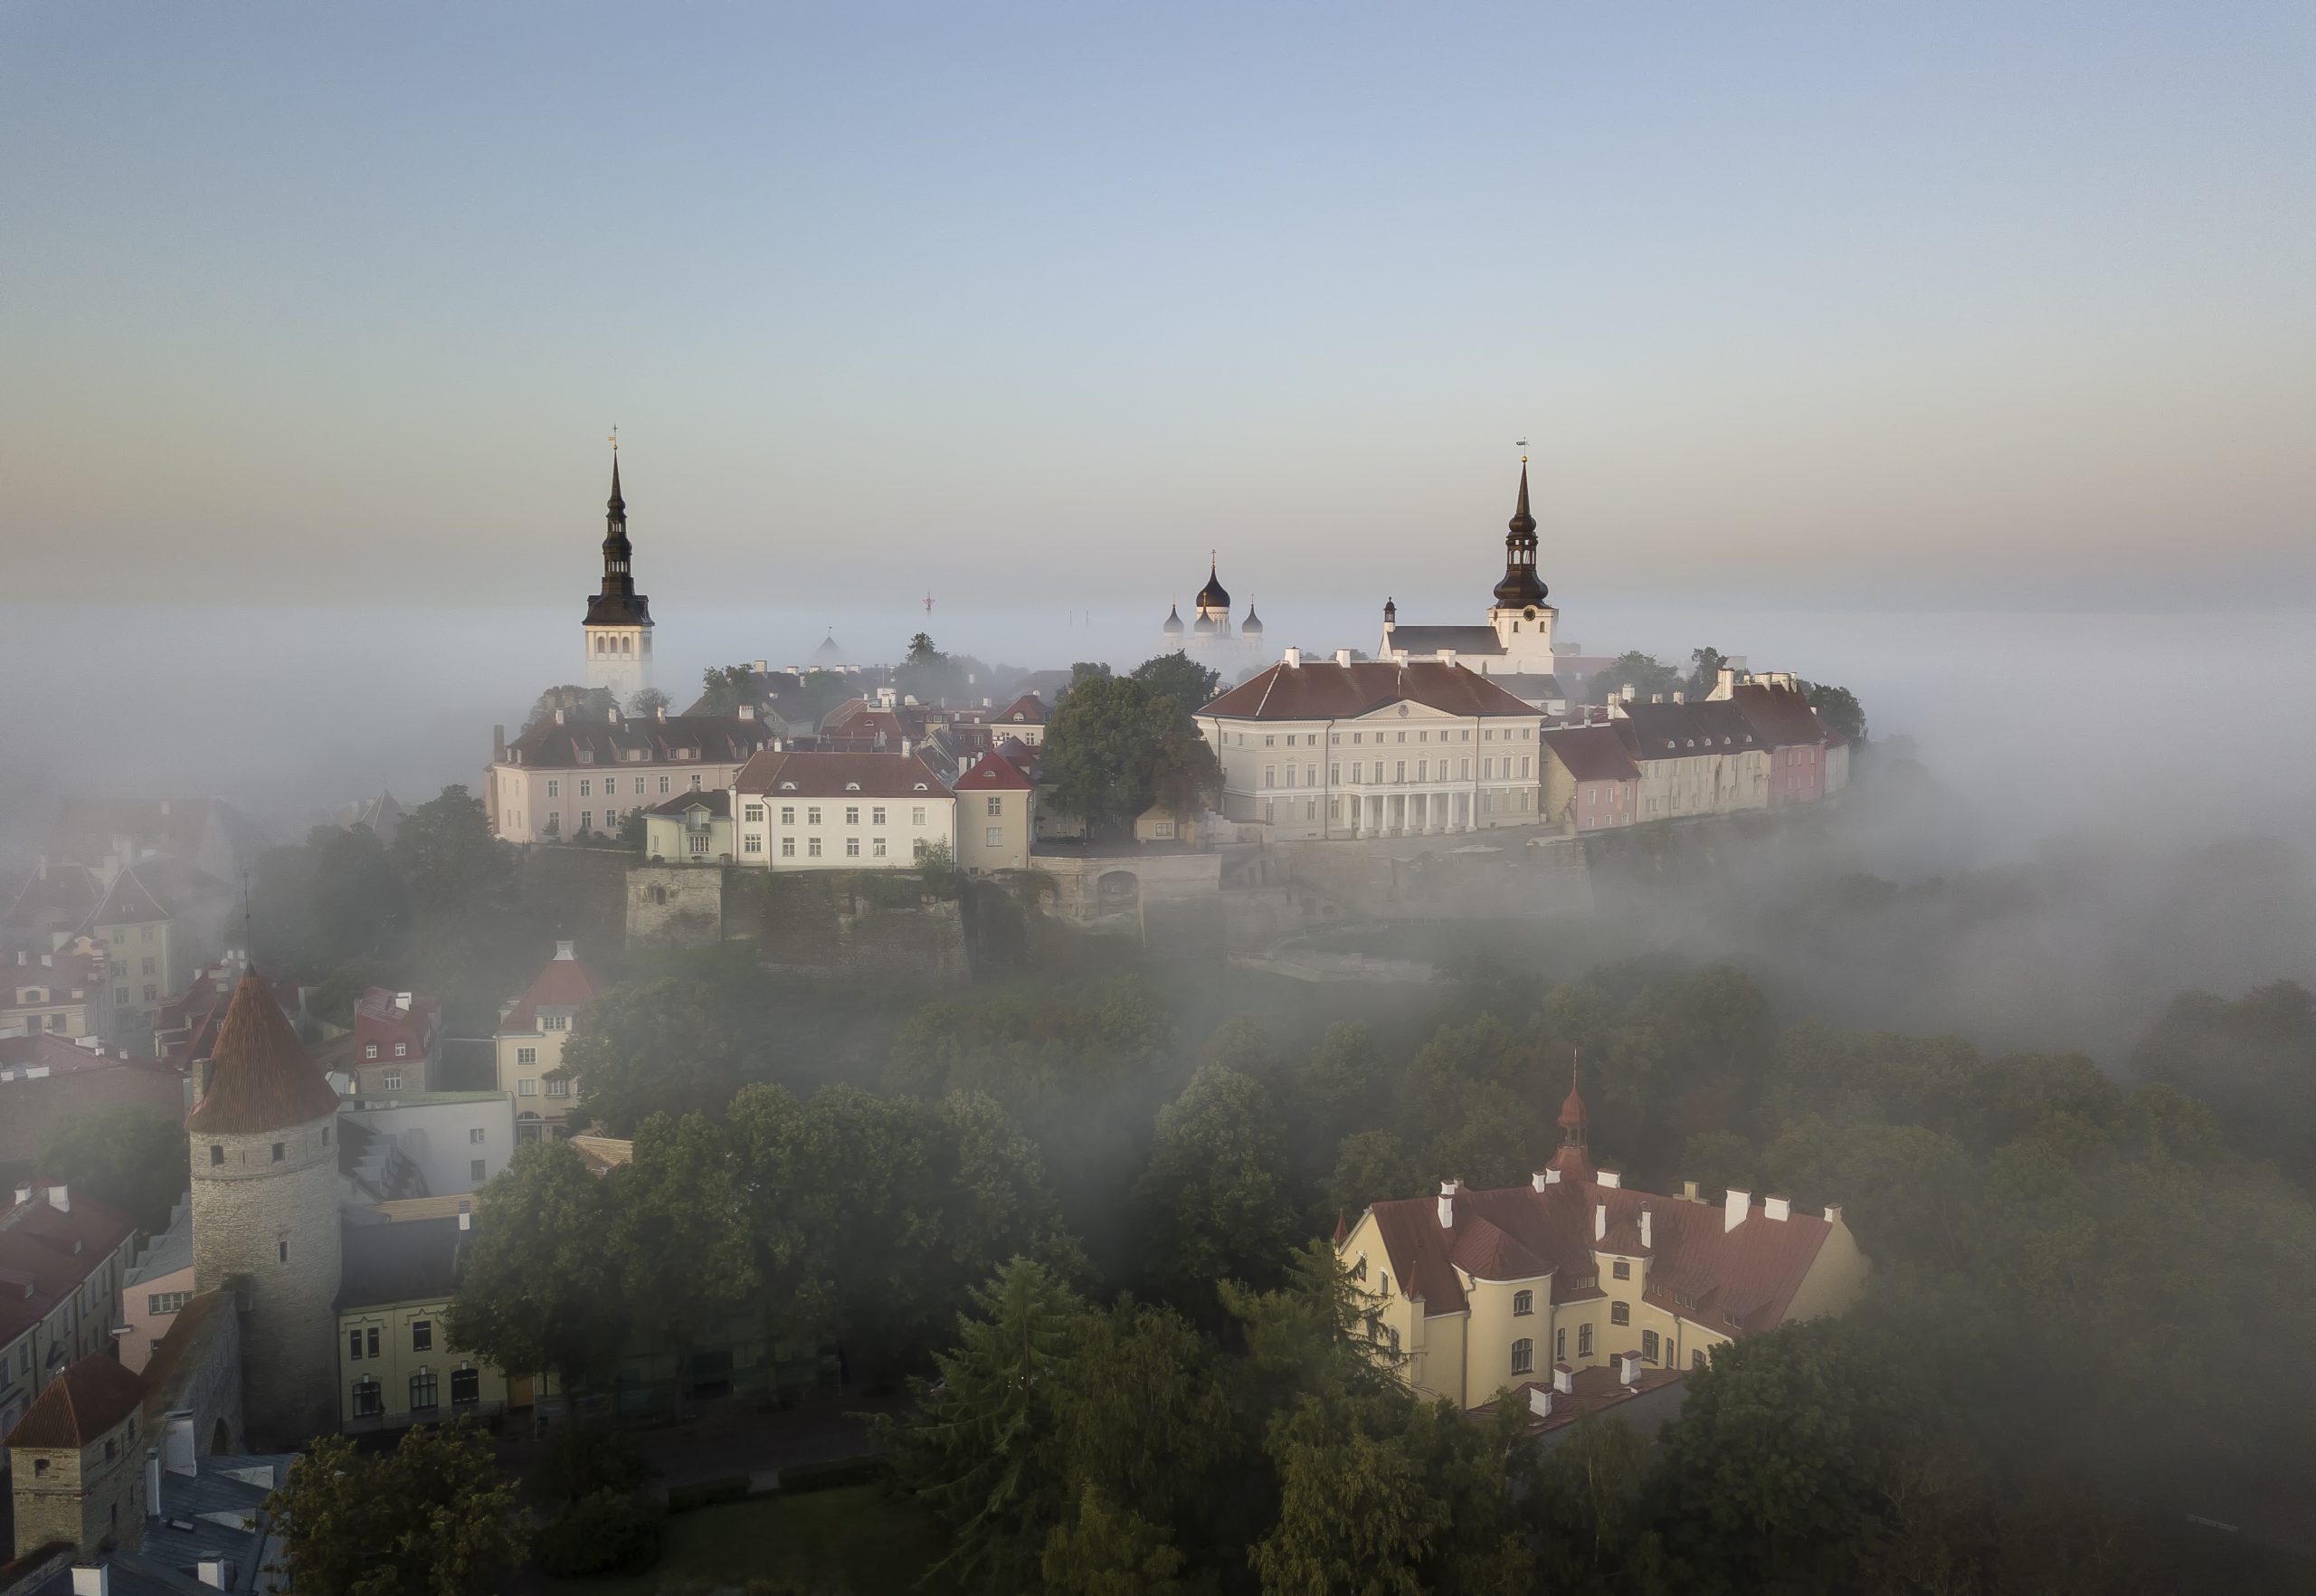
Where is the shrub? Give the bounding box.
[536,1487,666,1576]
[665,1475,752,1513]
[536,1421,653,1505]
[777,1454,887,1494]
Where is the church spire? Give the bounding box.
[608,452,624,518]
[1491,456,1548,610]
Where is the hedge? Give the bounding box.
[665,1475,753,1513]
[776,1454,888,1494]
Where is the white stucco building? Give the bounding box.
[727,751,956,869]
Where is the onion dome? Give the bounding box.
[1192,611,1219,635]
[1241,603,1263,637]
[1195,553,1230,613]
[1163,603,1184,637]
[1493,461,1549,610]
[186,973,343,1134]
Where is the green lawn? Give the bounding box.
[541,1485,951,1596]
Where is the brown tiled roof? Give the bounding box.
[1475,1363,1687,1435]
[353,988,442,1057]
[1688,698,1761,750]
[1541,726,1638,784]
[996,694,1047,725]
[1362,1176,1833,1337]
[1612,700,1714,758]
[953,752,1035,792]
[1387,624,1505,657]
[500,949,600,1033]
[502,713,773,772]
[1201,660,1540,722]
[3,1351,146,1449]
[0,1192,138,1346]
[734,749,951,800]
[0,1034,111,1073]
[1448,1214,1550,1280]
[0,864,101,937]
[1727,683,1827,748]
[185,974,343,1134]
[645,789,732,817]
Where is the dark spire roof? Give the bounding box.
[185,973,343,1134]
[607,453,624,516]
[1492,460,1549,610]
[1195,553,1230,612]
[1162,602,1184,635]
[1241,603,1263,634]
[585,452,652,628]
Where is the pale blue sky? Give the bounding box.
[5,1,2310,619]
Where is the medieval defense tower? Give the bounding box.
[186,973,345,1447]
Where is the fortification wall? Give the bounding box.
[720,870,969,983]
[624,865,725,947]
[516,846,632,955]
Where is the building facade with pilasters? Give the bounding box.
[1197,653,1547,842]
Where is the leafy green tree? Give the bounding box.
[1686,645,1729,696]
[612,1112,761,1409]
[1324,1130,1426,1223]
[697,663,760,716]
[1801,680,1867,743]
[1050,1297,1240,1542]
[879,1258,1087,1592]
[1041,1482,1191,1595]
[448,1142,631,1392]
[251,824,409,977]
[627,686,670,717]
[563,978,748,1134]
[1250,1395,1452,1596]
[1580,651,1682,706]
[266,1421,525,1596]
[1129,651,1222,720]
[2130,980,2316,1184]
[1043,674,1220,837]
[526,683,618,730]
[1139,1064,1301,1302]
[38,1109,187,1233]
[1526,1413,1656,1592]
[898,633,968,705]
[390,784,511,917]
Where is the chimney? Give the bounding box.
[1283,647,1302,669]
[1597,1169,1621,1189]
[1671,690,1685,704]
[608,705,620,723]
[655,704,668,721]
[493,724,506,760]
[1639,1204,1652,1249]
[394,992,413,1010]
[1542,1167,1561,1185]
[1715,666,1736,698]
[1532,1169,1551,1192]
[753,660,768,673]
[1763,1194,1790,1221]
[47,1184,69,1213]
[1528,1386,1553,1420]
[1594,1201,1607,1241]
[197,1555,227,1590]
[1681,1179,1699,1202]
[554,708,565,725]
[1724,1188,1750,1232]
[1618,1352,1641,1386]
[146,1448,162,1518]
[1649,692,1664,704]
[163,1412,196,1475]
[1824,1202,1844,1226]
[739,704,755,720]
[1439,649,1457,668]
[1552,1363,1573,1394]
[1437,1180,1458,1230]
[12,1184,30,1206]
[70,1569,109,1596]
[1620,684,1636,701]
[1335,650,1353,667]
[554,940,575,961]
[457,1202,472,1232]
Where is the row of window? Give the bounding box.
[745,803,934,827]
[348,1320,432,1359]
[362,1041,411,1059]
[147,1290,192,1316]
[349,1365,479,1417]
[590,633,641,654]
[114,983,158,1006]
[1260,757,1534,789]
[1243,727,1538,746]
[547,774,698,799]
[515,1078,571,1097]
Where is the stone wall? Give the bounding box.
[189,1117,342,1448]
[6,1423,140,1560]
[1279,826,1598,921]
[721,871,970,983]
[514,845,632,955]
[624,865,725,948]
[143,1292,243,1463]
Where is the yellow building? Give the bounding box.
[494,942,599,1143]
[89,868,181,1044]
[1337,1079,1867,1412]
[337,1213,516,1432]
[950,751,1036,873]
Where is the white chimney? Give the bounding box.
[1543,1167,1561,1185]
[608,706,620,723]
[457,1208,472,1231]
[1439,649,1457,668]
[1824,1202,1844,1226]
[1528,1386,1553,1420]
[554,940,575,961]
[1283,647,1302,669]
[1552,1363,1574,1394]
[739,704,755,720]
[1437,1180,1458,1230]
[1671,690,1685,704]
[197,1555,227,1589]
[70,1568,109,1596]
[394,992,413,1011]
[1724,1188,1751,1232]
[554,708,565,724]
[1620,684,1636,701]
[47,1184,69,1213]
[1649,692,1664,704]
[163,1412,197,1475]
[1334,650,1353,667]
[1618,1352,1641,1386]
[1763,1194,1791,1222]
[1682,1180,1700,1202]
[1594,1201,1607,1241]
[656,704,668,721]
[1714,666,1737,698]
[1532,1169,1550,1192]
[1638,1205,1652,1249]
[146,1448,162,1517]
[11,1184,29,1206]
[753,660,767,673]
[1597,1169,1620,1189]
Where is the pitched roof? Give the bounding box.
[644,789,732,817]
[1201,660,1541,722]
[352,987,443,1053]
[0,1034,111,1075]
[500,946,600,1033]
[84,866,171,928]
[185,974,343,1134]
[501,713,773,772]
[1388,624,1505,657]
[338,1215,466,1309]
[0,1191,138,1348]
[733,749,951,800]
[1360,1175,1834,1338]
[953,752,1036,793]
[4,1351,147,1449]
[996,693,1047,725]
[1542,725,1639,784]
[0,863,101,937]
[1727,683,1827,747]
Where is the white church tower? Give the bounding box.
[584,451,654,701]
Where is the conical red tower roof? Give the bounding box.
[185,974,342,1135]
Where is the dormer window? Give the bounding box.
[845,783,861,793]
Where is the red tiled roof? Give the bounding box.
[4,1353,147,1454]
[0,1034,109,1074]
[1542,726,1638,784]
[503,713,773,772]
[0,1192,138,1349]
[734,749,951,801]
[953,752,1035,792]
[353,987,442,1056]
[1361,1176,1833,1337]
[500,949,600,1033]
[3,1351,147,1449]
[644,789,733,817]
[1201,660,1540,721]
[997,694,1047,725]
[185,974,343,1134]
[1727,683,1827,748]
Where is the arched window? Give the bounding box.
[1512,1289,1533,1316]
[1511,1338,1534,1374]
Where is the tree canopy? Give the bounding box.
[38,1109,187,1233]
[266,1422,525,1596]
[1042,674,1221,837]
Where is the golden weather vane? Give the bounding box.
[608,424,619,452]
[1516,436,1529,463]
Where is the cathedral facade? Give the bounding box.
[1160,556,1265,675]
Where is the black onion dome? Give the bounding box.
[1195,555,1230,612]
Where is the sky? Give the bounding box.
[5,1,2311,629]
